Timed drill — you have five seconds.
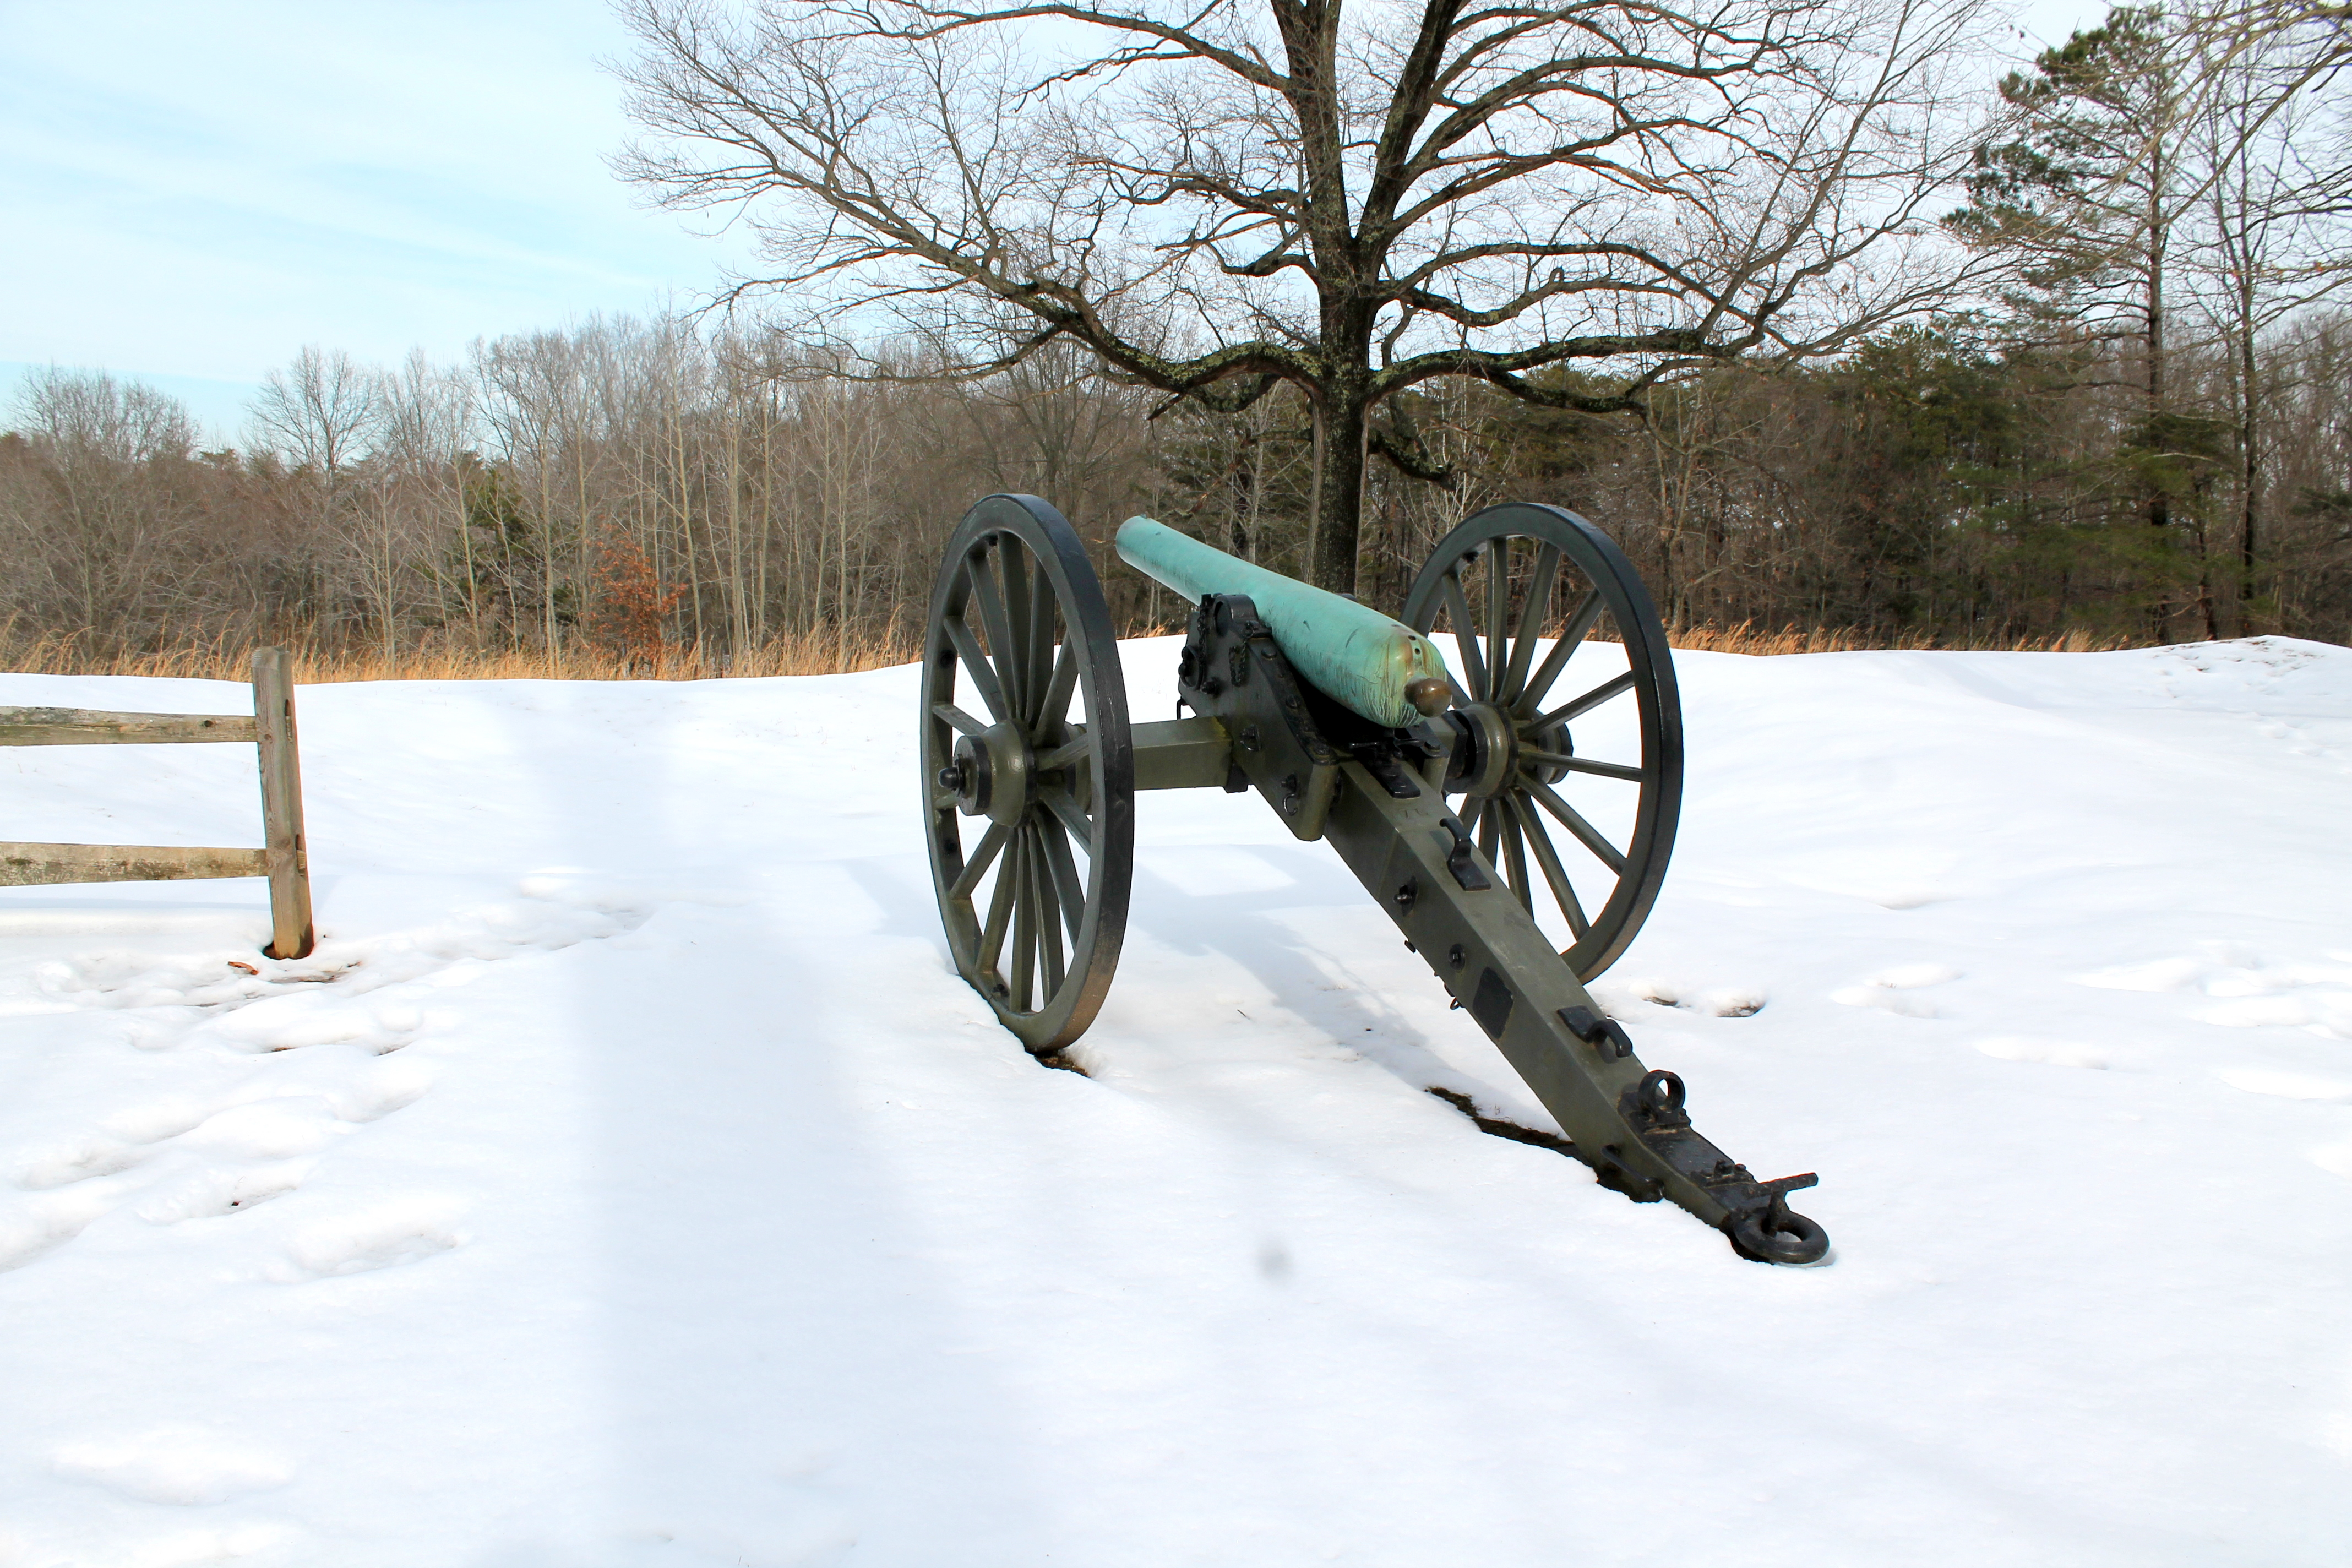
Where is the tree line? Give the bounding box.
[0,326,1162,667]
[2,1,2346,666]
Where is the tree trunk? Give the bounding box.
[1306,389,1369,594]
[2195,511,2220,639]
[2239,282,2259,633]
[2144,196,2170,640]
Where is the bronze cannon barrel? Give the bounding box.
[1114,516,1452,728]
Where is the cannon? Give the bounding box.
[921,494,1828,1265]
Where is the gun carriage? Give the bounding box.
[922,494,1827,1265]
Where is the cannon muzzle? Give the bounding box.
[1115,516,1451,728]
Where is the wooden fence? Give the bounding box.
[0,647,314,957]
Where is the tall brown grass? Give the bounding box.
[0,627,919,684]
[1665,622,2137,655]
[0,620,2142,684]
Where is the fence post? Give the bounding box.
[251,647,315,959]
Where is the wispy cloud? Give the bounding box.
[0,0,748,395]
[4,0,2108,429]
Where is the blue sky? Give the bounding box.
[4,0,2109,445]
[2,0,749,441]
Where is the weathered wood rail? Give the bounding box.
[0,647,314,957]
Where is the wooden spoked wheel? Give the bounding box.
[922,495,1134,1052]
[1401,503,1683,981]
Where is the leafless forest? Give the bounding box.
[4,2,2348,674]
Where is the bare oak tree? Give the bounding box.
[614,0,1991,589]
[3,368,198,642]
[2187,0,2352,625]
[248,345,383,481]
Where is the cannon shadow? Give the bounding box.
[1120,849,1568,1135]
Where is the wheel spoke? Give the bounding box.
[1034,640,1080,739]
[1009,829,1037,1011]
[978,831,1020,971]
[1514,589,1604,716]
[972,546,1025,722]
[1441,569,1489,700]
[1036,812,1087,941]
[1457,793,1487,836]
[1521,748,1644,782]
[1026,555,1058,727]
[1497,797,1534,913]
[1499,543,1561,704]
[1484,540,1511,705]
[1009,541,1049,727]
[1525,779,1630,875]
[950,821,1009,900]
[932,701,990,737]
[1031,824,1066,999]
[1038,785,1095,855]
[944,615,1011,721]
[1033,732,1091,776]
[1477,798,1500,873]
[1003,541,1037,725]
[1533,668,1637,731]
[1516,798,1592,939]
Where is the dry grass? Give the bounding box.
[0,619,2138,684]
[1665,622,2139,656]
[1123,616,2139,658]
[0,627,920,684]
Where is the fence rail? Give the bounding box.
[0,709,260,746]
[0,647,314,957]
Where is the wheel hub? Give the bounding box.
[1447,703,1569,796]
[948,723,1035,825]
[1523,716,1571,784]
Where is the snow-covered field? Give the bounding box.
[0,635,2346,1567]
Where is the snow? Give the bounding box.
[1,635,2346,1567]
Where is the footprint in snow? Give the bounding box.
[2075,955,2215,992]
[0,1193,111,1272]
[4,885,634,1275]
[1972,1034,2111,1070]
[1596,977,1768,1017]
[134,1166,308,1224]
[51,1427,291,1505]
[3,1134,165,1271]
[275,1200,465,1279]
[2214,1066,2352,1103]
[2076,947,2352,1039]
[2200,994,2343,1031]
[204,993,421,1055]
[10,1060,435,1268]
[37,949,360,1013]
[13,1133,149,1190]
[36,884,650,1035]
[1832,962,1960,1017]
[178,1095,346,1159]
